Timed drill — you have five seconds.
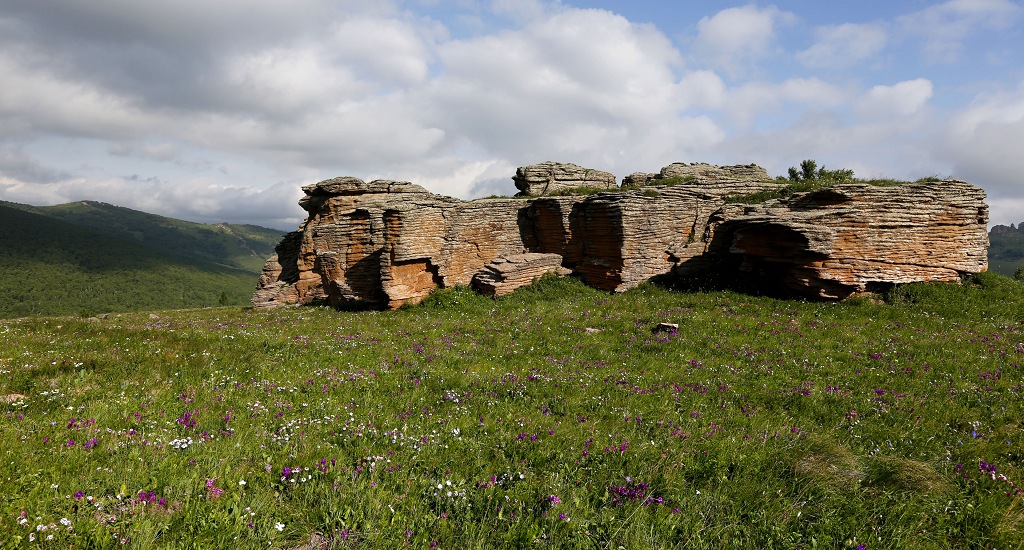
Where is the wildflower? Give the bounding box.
[206,478,224,499]
[238,480,246,486]
[274,522,285,531]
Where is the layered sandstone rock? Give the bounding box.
[572,180,785,292]
[683,181,989,298]
[254,163,990,309]
[622,163,770,187]
[659,162,770,183]
[513,161,617,196]
[472,253,570,297]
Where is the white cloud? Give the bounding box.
[2,0,1023,232]
[693,4,797,72]
[898,0,1022,62]
[723,78,849,128]
[941,84,1024,201]
[988,197,1024,227]
[425,8,692,170]
[677,70,728,110]
[856,79,934,119]
[797,22,888,69]
[490,0,556,23]
[0,50,157,141]
[328,16,441,86]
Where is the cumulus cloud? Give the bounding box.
[693,4,797,73]
[941,83,1024,200]
[424,8,691,171]
[723,78,849,128]
[1,1,1022,230]
[855,79,934,119]
[797,22,888,69]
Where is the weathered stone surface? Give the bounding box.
[683,181,990,299]
[622,172,659,187]
[659,163,770,183]
[513,161,617,196]
[254,162,990,309]
[471,253,570,297]
[572,181,786,292]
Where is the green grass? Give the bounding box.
[1,274,1023,548]
[723,176,918,205]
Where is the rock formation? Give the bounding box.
[253,162,990,309]
[622,163,769,187]
[513,161,616,196]
[683,182,990,298]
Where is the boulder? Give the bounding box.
[513,161,617,196]
[659,163,770,183]
[471,253,570,297]
[621,172,659,187]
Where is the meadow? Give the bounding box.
[1,274,1022,548]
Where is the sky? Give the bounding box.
[1,0,1022,230]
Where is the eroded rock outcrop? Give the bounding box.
[684,181,989,298]
[254,162,989,309]
[622,163,769,187]
[513,161,617,196]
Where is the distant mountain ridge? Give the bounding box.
[0,200,284,318]
[0,200,283,273]
[989,222,1024,278]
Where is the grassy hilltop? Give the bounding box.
[0,201,284,318]
[1,274,1022,548]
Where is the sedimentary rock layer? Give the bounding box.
[471,253,570,297]
[686,181,990,298]
[513,161,617,196]
[254,162,989,309]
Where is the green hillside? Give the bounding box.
[0,204,281,318]
[0,200,283,274]
[988,222,1024,278]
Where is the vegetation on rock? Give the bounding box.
[724,160,926,204]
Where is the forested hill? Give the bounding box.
[0,200,284,273]
[989,222,1024,278]
[0,201,285,318]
